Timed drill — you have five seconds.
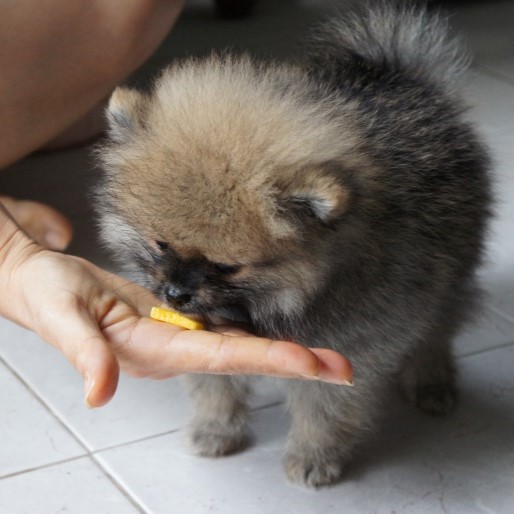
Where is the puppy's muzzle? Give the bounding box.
[165,285,193,309]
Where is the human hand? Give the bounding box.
[0,196,73,250]
[0,210,353,408]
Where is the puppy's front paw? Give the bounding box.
[188,420,249,457]
[283,451,345,488]
[413,383,457,416]
[401,363,457,416]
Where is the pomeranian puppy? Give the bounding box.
[96,1,491,487]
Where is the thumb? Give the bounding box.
[43,312,120,408]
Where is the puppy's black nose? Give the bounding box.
[165,285,193,307]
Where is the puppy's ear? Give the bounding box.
[276,163,350,225]
[106,87,148,143]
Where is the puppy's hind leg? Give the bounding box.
[186,375,251,457]
[400,320,458,416]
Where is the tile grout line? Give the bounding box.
[89,400,285,455]
[253,400,285,413]
[1,357,285,510]
[0,356,94,452]
[0,357,149,513]
[89,401,285,514]
[92,427,183,455]
[0,455,86,481]
[479,64,514,89]
[455,305,514,359]
[0,453,147,514]
[1,353,286,451]
[456,338,514,360]
[486,305,514,326]
[89,456,148,514]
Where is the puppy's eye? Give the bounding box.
[156,240,169,251]
[212,263,241,275]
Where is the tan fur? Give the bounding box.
[96,5,491,485]
[101,56,370,267]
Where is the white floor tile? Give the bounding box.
[483,280,514,323]
[454,307,514,357]
[0,361,84,477]
[0,457,140,514]
[468,72,514,138]
[482,63,514,86]
[95,345,514,514]
[466,72,514,320]
[481,155,514,320]
[0,319,284,452]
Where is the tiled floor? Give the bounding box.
[1,1,514,513]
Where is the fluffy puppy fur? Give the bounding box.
[96,1,491,488]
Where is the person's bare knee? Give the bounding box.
[94,0,185,83]
[0,0,183,168]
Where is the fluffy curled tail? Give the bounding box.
[308,0,468,92]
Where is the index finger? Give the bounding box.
[91,265,353,383]
[110,316,353,384]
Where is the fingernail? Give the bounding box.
[320,378,355,387]
[43,231,67,250]
[84,375,95,408]
[329,377,355,386]
[300,374,354,386]
[319,372,355,386]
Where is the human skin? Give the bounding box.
[0,206,353,407]
[0,0,353,407]
[0,0,184,168]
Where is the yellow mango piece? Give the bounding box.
[150,307,205,331]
